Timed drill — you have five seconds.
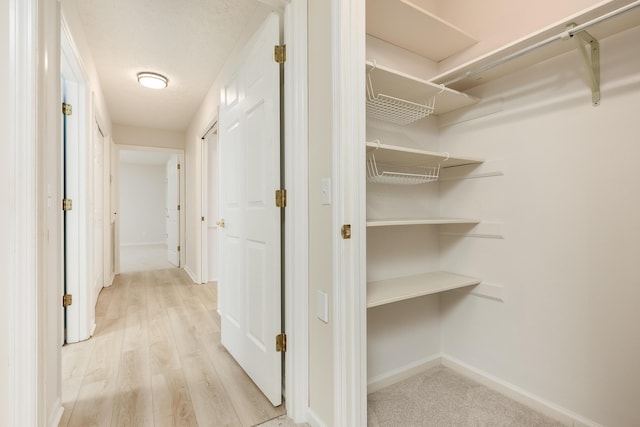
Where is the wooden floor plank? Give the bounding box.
[62,267,283,427]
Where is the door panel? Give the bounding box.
[218,13,282,406]
[166,155,180,266]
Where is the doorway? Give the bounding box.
[117,148,182,273]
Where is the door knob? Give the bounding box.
[216,219,226,228]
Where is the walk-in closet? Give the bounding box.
[363,0,640,425]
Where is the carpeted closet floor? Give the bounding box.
[368,367,565,427]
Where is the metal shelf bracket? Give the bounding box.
[567,25,600,106]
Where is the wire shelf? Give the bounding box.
[366,63,441,125]
[367,153,441,185]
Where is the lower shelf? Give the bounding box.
[367,271,481,308]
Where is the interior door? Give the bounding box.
[218,13,282,406]
[205,132,218,282]
[166,155,180,266]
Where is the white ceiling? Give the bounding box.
[73,0,259,131]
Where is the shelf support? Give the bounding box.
[567,26,600,106]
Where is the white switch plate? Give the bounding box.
[316,290,329,323]
[321,178,331,205]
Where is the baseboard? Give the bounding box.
[441,356,603,427]
[183,265,198,283]
[47,399,63,427]
[367,354,442,394]
[306,408,329,427]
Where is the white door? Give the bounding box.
[218,13,282,406]
[166,155,180,266]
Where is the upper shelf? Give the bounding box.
[366,141,483,168]
[367,218,480,227]
[430,0,640,91]
[367,61,480,117]
[366,0,477,62]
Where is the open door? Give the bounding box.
[218,13,283,406]
[166,155,180,267]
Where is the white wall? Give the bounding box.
[119,162,167,246]
[307,0,334,423]
[437,27,640,427]
[112,124,184,150]
[183,4,271,283]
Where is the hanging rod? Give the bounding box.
[441,0,640,87]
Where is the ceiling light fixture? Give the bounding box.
[137,72,168,89]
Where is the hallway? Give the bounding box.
[60,269,286,426]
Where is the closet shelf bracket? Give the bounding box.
[564,24,600,106]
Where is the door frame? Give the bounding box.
[62,20,96,344]
[330,0,367,425]
[113,145,185,273]
[200,119,218,284]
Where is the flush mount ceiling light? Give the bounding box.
[137,72,168,89]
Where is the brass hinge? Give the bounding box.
[275,189,287,208]
[62,199,73,211]
[177,204,180,211]
[62,294,72,307]
[276,333,287,352]
[177,245,181,252]
[341,224,352,239]
[62,102,72,116]
[177,163,181,170]
[201,216,205,222]
[274,45,286,64]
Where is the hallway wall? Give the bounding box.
[119,162,167,246]
[112,124,184,150]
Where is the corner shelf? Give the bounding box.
[367,218,480,227]
[366,0,477,62]
[367,271,481,308]
[366,141,484,168]
[367,61,480,117]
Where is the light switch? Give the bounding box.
[316,290,329,323]
[321,178,331,205]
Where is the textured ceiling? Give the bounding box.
[74,0,259,131]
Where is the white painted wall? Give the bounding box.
[183,4,271,283]
[119,162,167,246]
[437,27,640,427]
[112,124,185,150]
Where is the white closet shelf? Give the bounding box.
[366,0,477,62]
[367,218,480,227]
[367,61,480,117]
[366,141,484,168]
[367,271,481,308]
[431,0,640,92]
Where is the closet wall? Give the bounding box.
[437,26,640,427]
[365,1,640,426]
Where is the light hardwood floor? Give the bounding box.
[60,268,286,427]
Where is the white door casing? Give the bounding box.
[93,120,104,301]
[166,155,180,266]
[218,13,283,406]
[202,129,219,283]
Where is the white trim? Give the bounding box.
[283,0,309,422]
[9,0,39,424]
[367,354,442,394]
[306,408,330,427]
[47,400,64,427]
[183,264,198,284]
[331,0,367,425]
[441,356,603,427]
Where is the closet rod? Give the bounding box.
[441,0,640,87]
